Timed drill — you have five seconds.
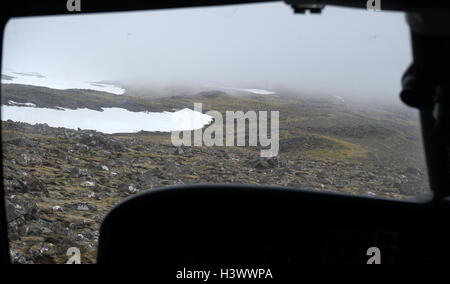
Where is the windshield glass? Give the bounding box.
[1,3,429,264]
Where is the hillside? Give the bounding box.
[1,85,429,263]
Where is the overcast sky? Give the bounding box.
[2,2,412,100]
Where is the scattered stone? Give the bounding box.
[406,167,420,176]
[118,183,139,194]
[249,157,280,169]
[81,181,95,187]
[52,205,62,212]
[70,167,89,178]
[174,147,184,155]
[15,172,48,196]
[67,202,97,212]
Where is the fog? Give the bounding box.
[2,2,411,102]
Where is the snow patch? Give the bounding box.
[212,86,277,95]
[1,106,212,134]
[332,95,345,102]
[1,70,125,95]
[8,100,36,107]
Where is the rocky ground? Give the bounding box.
[1,86,430,263]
